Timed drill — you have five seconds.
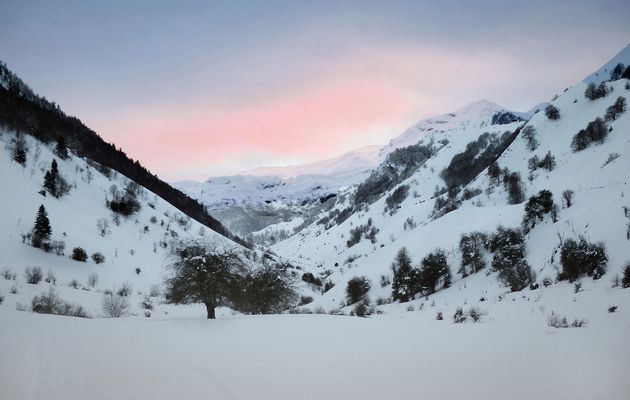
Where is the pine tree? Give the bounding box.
[43,159,59,197]
[610,63,625,81]
[12,135,27,165]
[32,205,52,248]
[420,249,450,294]
[55,136,69,159]
[391,247,417,302]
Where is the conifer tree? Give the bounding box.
[391,247,417,302]
[43,159,59,197]
[12,135,27,165]
[55,136,69,159]
[32,205,52,248]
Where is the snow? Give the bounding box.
[1,305,628,400]
[173,145,382,208]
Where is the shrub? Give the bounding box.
[453,307,467,323]
[547,313,568,328]
[385,185,409,213]
[559,237,607,281]
[299,296,314,306]
[548,313,587,328]
[45,270,56,284]
[498,260,535,292]
[91,252,105,264]
[2,268,16,280]
[140,295,154,310]
[96,218,111,237]
[302,272,323,286]
[31,287,89,317]
[459,232,487,276]
[117,282,133,297]
[102,292,129,318]
[69,279,79,289]
[538,152,556,171]
[545,104,560,120]
[571,118,608,151]
[346,276,371,305]
[621,264,630,288]
[490,227,533,291]
[380,274,391,287]
[230,264,298,315]
[522,126,538,151]
[505,172,525,204]
[585,82,610,100]
[522,190,556,233]
[71,247,88,262]
[468,306,486,322]
[107,183,141,216]
[24,266,43,284]
[562,190,574,208]
[323,281,335,293]
[51,240,65,256]
[346,219,379,248]
[353,299,373,317]
[87,273,98,288]
[605,96,627,121]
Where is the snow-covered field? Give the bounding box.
[1,303,628,400]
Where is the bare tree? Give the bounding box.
[96,218,111,237]
[102,292,129,318]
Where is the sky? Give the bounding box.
[1,0,629,181]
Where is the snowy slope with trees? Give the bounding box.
[0,130,252,318]
[271,73,630,321]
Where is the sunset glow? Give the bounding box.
[1,0,628,180]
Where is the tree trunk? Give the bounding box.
[205,302,216,319]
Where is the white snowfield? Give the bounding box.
[1,48,630,399]
[1,303,628,400]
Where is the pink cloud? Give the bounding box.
[109,78,416,179]
[102,45,528,180]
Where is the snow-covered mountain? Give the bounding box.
[177,100,544,239]
[270,72,630,317]
[378,99,543,157]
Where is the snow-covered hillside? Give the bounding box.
[271,77,630,320]
[378,99,543,157]
[0,130,248,318]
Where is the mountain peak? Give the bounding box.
[453,99,504,116]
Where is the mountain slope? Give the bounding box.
[0,129,252,317]
[271,77,630,318]
[583,44,630,84]
[0,61,246,247]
